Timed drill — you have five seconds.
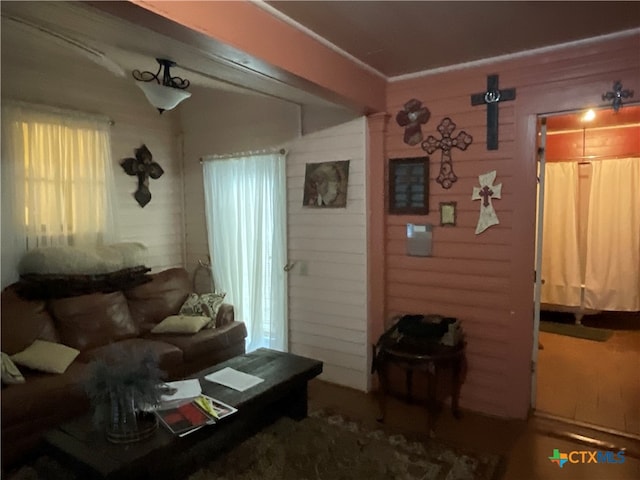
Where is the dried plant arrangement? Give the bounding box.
[83,346,167,443]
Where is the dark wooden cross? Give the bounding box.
[470,74,516,150]
[421,117,473,189]
[120,144,164,208]
[479,186,494,207]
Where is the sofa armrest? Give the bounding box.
[216,303,234,328]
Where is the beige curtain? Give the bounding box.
[584,158,640,311]
[1,102,117,286]
[540,162,583,306]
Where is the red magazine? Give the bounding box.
[155,395,237,436]
[156,400,215,436]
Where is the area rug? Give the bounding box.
[540,320,613,342]
[7,411,503,480]
[189,411,503,480]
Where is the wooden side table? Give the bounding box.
[372,339,465,437]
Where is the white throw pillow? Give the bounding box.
[151,315,210,334]
[1,352,26,384]
[11,340,79,374]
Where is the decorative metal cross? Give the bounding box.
[602,80,634,112]
[470,74,516,150]
[120,144,164,208]
[421,117,473,189]
[472,170,502,234]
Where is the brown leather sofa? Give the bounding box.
[0,267,247,466]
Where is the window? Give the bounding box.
[1,102,117,284]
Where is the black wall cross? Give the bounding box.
[120,144,164,208]
[602,80,634,112]
[470,74,516,150]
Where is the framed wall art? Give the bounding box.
[439,201,457,226]
[302,160,350,208]
[389,157,429,214]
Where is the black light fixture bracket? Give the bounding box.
[132,58,190,90]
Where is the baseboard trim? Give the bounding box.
[534,410,640,459]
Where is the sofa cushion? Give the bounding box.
[78,338,184,373]
[11,340,80,374]
[49,292,138,351]
[146,321,247,363]
[0,362,89,429]
[124,268,192,329]
[1,287,59,355]
[151,315,210,334]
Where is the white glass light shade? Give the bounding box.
[135,82,191,111]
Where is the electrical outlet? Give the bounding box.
[299,261,308,276]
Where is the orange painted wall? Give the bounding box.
[546,125,640,161]
[379,34,640,419]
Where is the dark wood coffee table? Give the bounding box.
[43,348,323,479]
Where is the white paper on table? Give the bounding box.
[160,379,202,402]
[204,367,264,392]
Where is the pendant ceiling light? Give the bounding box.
[133,58,191,114]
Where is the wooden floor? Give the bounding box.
[536,313,640,437]
[308,378,640,480]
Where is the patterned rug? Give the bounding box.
[8,412,503,480]
[189,411,503,480]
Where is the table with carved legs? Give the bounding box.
[372,340,465,437]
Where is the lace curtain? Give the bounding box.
[1,101,118,287]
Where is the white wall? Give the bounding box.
[1,28,184,284]
[285,117,368,390]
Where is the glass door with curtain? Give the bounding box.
[202,152,287,352]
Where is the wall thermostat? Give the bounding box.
[406,223,433,257]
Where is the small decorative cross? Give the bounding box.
[120,144,164,208]
[470,74,516,150]
[472,170,502,234]
[421,117,473,189]
[602,81,634,112]
[396,98,431,146]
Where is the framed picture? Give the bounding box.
[389,157,429,214]
[439,201,457,226]
[303,160,350,208]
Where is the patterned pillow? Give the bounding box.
[1,352,25,384]
[179,293,226,328]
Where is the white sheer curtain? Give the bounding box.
[584,158,640,311]
[1,102,117,287]
[540,162,583,306]
[202,152,287,352]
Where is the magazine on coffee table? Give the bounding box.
[155,394,237,436]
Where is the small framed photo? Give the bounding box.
[439,201,457,226]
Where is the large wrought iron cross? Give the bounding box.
[421,117,473,189]
[470,74,516,150]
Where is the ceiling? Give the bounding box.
[267,1,640,77]
[2,1,638,113]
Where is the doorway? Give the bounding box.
[532,104,640,438]
[202,151,288,352]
